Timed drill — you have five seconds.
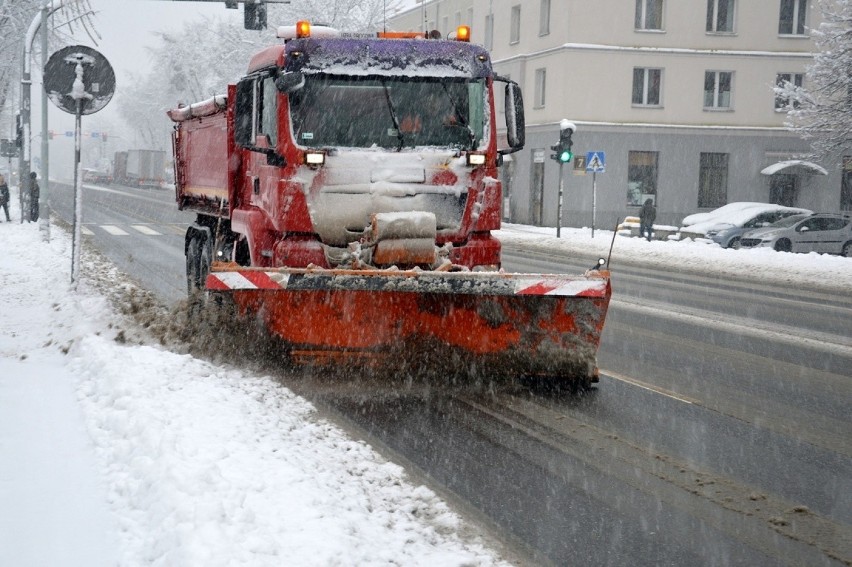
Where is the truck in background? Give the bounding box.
[117,149,166,187]
[112,151,127,184]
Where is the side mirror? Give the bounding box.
[234,79,254,147]
[495,76,524,156]
[276,71,304,93]
[504,81,525,150]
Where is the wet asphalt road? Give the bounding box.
[49,181,852,566]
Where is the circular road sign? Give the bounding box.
[44,45,115,115]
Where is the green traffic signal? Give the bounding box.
[558,150,573,163]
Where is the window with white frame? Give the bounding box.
[704,71,733,109]
[510,5,521,44]
[635,0,663,30]
[774,72,803,110]
[779,0,807,35]
[540,0,551,36]
[632,68,662,106]
[442,16,449,37]
[706,0,735,33]
[698,152,728,208]
[455,11,461,27]
[484,13,494,50]
[534,68,546,108]
[467,8,473,25]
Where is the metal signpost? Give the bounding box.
[44,45,115,287]
[585,151,606,237]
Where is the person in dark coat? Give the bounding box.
[29,172,39,222]
[639,198,656,241]
[0,175,10,222]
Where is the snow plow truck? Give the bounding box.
[168,21,611,386]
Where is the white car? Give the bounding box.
[739,213,852,256]
[681,202,771,228]
[679,203,812,241]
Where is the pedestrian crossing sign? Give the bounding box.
[586,152,606,173]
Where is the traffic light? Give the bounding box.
[550,123,574,163]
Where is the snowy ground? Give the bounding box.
[1,196,849,566]
[0,204,510,565]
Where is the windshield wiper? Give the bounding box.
[440,83,476,150]
[381,80,405,152]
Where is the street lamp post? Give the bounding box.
[21,0,66,237]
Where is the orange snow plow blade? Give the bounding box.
[206,265,611,382]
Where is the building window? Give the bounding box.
[842,157,852,211]
[454,11,461,27]
[704,71,733,109]
[632,68,662,106]
[467,8,473,25]
[635,0,663,30]
[779,0,807,35]
[775,72,803,110]
[699,152,728,208]
[627,151,659,206]
[510,5,521,44]
[540,0,551,36]
[706,0,735,33]
[484,13,494,50]
[534,68,546,108]
[441,15,449,37]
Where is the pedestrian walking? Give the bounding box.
[29,172,39,222]
[639,198,656,242]
[0,175,10,222]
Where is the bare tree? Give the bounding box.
[777,0,852,159]
[0,1,98,130]
[117,0,402,149]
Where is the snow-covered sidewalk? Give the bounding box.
[0,211,509,564]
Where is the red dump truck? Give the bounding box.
[168,21,611,385]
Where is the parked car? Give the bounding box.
[679,203,811,242]
[681,202,771,228]
[705,208,813,248]
[82,168,111,184]
[739,213,852,256]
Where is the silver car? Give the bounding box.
[739,213,852,256]
[704,209,811,249]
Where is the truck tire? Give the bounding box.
[200,236,213,286]
[186,234,202,296]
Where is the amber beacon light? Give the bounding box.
[455,25,471,42]
[296,20,311,38]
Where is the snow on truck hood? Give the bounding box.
[295,149,479,246]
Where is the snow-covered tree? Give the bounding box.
[117,0,402,149]
[777,0,852,158]
[0,0,97,130]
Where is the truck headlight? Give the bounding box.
[304,151,325,167]
[466,153,486,166]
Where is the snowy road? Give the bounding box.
[44,179,852,566]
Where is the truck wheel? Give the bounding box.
[186,235,202,296]
[200,236,213,285]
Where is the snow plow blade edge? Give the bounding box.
[206,266,611,383]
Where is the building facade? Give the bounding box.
[389,0,851,228]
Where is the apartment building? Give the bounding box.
[389,0,851,228]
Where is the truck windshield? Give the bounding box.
[289,75,486,150]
